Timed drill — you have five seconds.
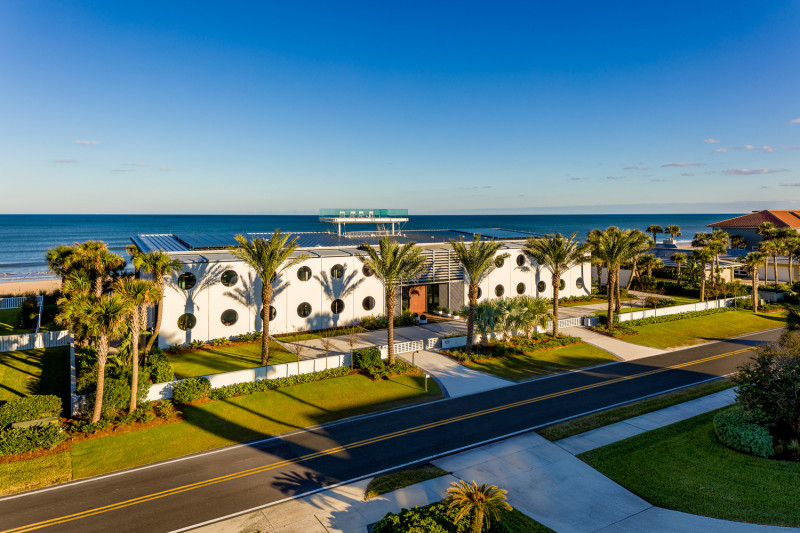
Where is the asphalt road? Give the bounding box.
[0,328,783,533]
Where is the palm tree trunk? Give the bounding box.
[466,284,477,354]
[144,276,165,354]
[606,267,615,330]
[625,260,637,290]
[773,253,779,285]
[94,275,103,299]
[472,508,484,533]
[386,287,395,365]
[752,271,758,313]
[129,311,140,414]
[614,266,621,314]
[789,255,794,286]
[261,284,271,366]
[677,264,681,287]
[700,264,706,301]
[551,274,559,337]
[92,336,109,423]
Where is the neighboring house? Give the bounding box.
[131,217,591,348]
[707,210,800,249]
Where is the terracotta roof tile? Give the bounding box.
[707,210,800,229]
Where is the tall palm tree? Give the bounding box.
[624,232,653,292]
[115,277,162,413]
[709,229,730,284]
[523,233,587,337]
[646,225,663,245]
[449,235,508,353]
[777,228,800,285]
[446,480,512,533]
[587,227,632,329]
[691,248,714,301]
[671,252,687,285]
[46,244,77,283]
[134,250,183,354]
[665,225,681,241]
[739,252,767,312]
[759,239,780,286]
[358,237,426,364]
[86,294,130,423]
[756,222,777,241]
[56,271,94,346]
[638,254,663,278]
[229,231,308,366]
[72,241,125,298]
[730,234,747,250]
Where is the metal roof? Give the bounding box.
[453,228,540,240]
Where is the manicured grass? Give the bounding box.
[580,409,800,526]
[0,347,70,404]
[168,341,298,378]
[0,453,72,496]
[70,373,442,478]
[0,308,30,335]
[465,343,618,381]
[365,464,447,499]
[538,379,734,441]
[559,298,608,307]
[277,326,367,343]
[622,309,786,349]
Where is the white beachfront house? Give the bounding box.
[130,210,592,348]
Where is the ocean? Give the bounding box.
[0,213,735,279]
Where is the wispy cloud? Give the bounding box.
[782,145,800,150]
[724,168,788,175]
[124,162,147,167]
[792,117,800,124]
[54,159,77,163]
[780,183,800,187]
[159,167,169,171]
[661,162,706,167]
[762,145,775,153]
[75,140,100,145]
[703,138,721,143]
[568,177,587,181]
[606,176,623,180]
[714,148,727,153]
[734,145,755,150]
[681,173,694,177]
[623,165,646,171]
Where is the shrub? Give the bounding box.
[172,377,211,404]
[352,347,382,369]
[373,501,518,533]
[713,406,774,458]
[360,315,389,330]
[155,400,176,420]
[68,419,111,435]
[210,337,228,346]
[145,350,175,384]
[208,368,351,400]
[761,283,792,293]
[186,340,205,349]
[0,424,66,456]
[18,296,40,329]
[236,332,256,342]
[89,375,151,419]
[0,395,62,427]
[166,344,181,353]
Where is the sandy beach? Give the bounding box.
[0,278,61,297]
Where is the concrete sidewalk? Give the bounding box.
[564,326,667,361]
[189,385,797,533]
[399,349,513,398]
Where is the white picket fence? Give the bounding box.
[0,330,72,352]
[0,296,43,310]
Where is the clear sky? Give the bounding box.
[1,1,799,214]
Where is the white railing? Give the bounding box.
[0,296,43,310]
[379,340,425,355]
[0,330,72,352]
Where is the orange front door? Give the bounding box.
[407,285,427,314]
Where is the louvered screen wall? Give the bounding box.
[410,249,463,283]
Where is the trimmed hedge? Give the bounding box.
[0,424,66,456]
[146,350,174,384]
[446,336,581,363]
[713,406,774,458]
[172,377,211,404]
[352,347,382,369]
[208,368,351,400]
[0,395,62,427]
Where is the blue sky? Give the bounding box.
[1,1,799,214]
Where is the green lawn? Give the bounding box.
[465,343,618,381]
[168,341,298,379]
[621,310,786,349]
[365,464,447,499]
[580,410,800,526]
[0,347,70,404]
[0,308,31,335]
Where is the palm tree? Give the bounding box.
[587,227,641,329]
[449,235,508,353]
[72,241,125,298]
[759,239,780,286]
[740,252,767,312]
[665,225,681,241]
[523,233,587,337]
[86,294,130,423]
[516,295,552,338]
[777,228,800,286]
[756,222,777,241]
[709,229,730,284]
[646,225,663,245]
[46,244,77,283]
[624,232,653,292]
[638,254,663,278]
[134,250,183,354]
[473,300,501,346]
[115,277,162,413]
[730,234,747,250]
[358,237,427,365]
[446,480,512,533]
[229,231,308,366]
[691,248,714,301]
[56,271,94,346]
[671,252,687,285]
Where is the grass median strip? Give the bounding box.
[579,409,800,527]
[465,343,618,381]
[364,464,447,500]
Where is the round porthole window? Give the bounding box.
[476,287,482,299]
[331,299,345,314]
[177,272,196,290]
[495,285,504,297]
[537,281,546,293]
[297,266,312,281]
[362,296,375,311]
[516,254,526,267]
[221,270,238,287]
[495,257,505,268]
[297,302,312,318]
[576,277,584,290]
[516,283,525,295]
[260,306,277,322]
[331,264,344,279]
[177,313,196,331]
[221,309,238,326]
[362,264,374,277]
[560,280,566,291]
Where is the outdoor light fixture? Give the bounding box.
[425,373,430,392]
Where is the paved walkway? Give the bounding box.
[564,326,667,361]
[190,387,798,533]
[398,349,513,398]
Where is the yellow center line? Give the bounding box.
[1,346,755,533]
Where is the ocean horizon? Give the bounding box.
[0,213,737,277]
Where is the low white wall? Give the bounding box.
[615,297,745,323]
[0,330,72,353]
